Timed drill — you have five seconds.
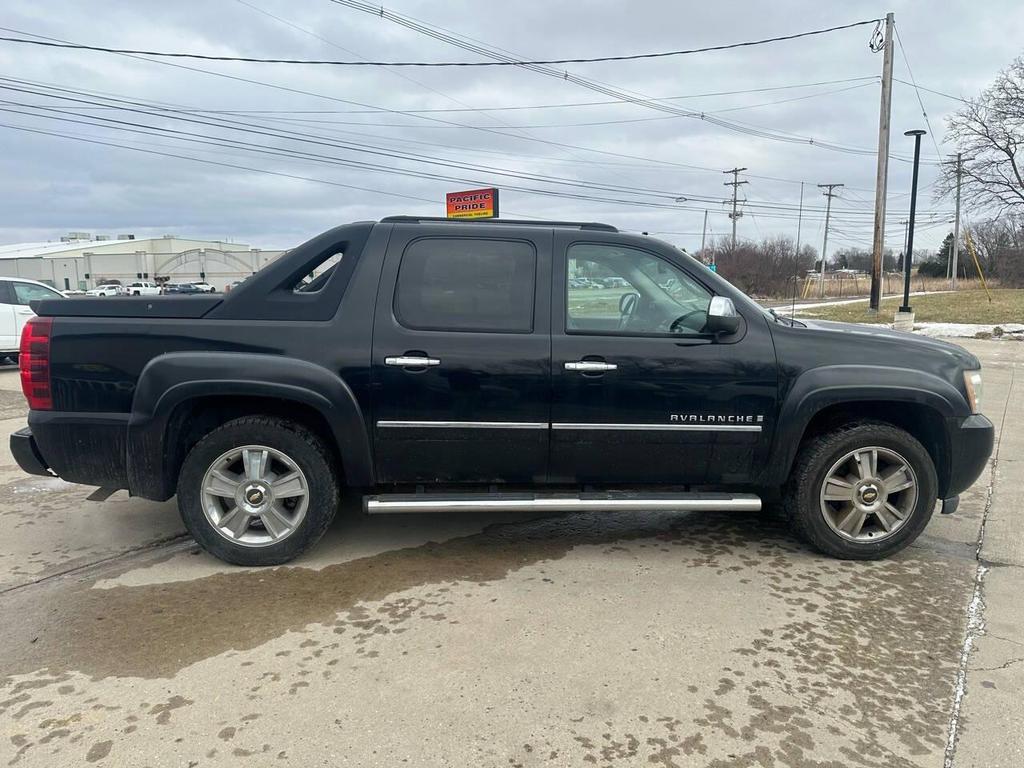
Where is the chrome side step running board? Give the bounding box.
[364,492,761,515]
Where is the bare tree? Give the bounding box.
[939,56,1024,213]
[707,236,816,298]
[969,214,1024,285]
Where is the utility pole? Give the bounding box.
[818,183,844,298]
[700,209,709,258]
[790,182,805,316]
[723,168,748,250]
[951,152,963,289]
[869,11,895,313]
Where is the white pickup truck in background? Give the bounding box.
[125,281,161,296]
[0,277,64,361]
[86,283,124,297]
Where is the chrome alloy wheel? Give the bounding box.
[200,445,309,548]
[819,446,918,542]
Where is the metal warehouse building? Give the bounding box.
[0,233,286,291]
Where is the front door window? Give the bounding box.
[567,244,712,336]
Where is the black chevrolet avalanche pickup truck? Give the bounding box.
[10,217,994,565]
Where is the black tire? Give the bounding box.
[177,415,339,566]
[783,420,937,560]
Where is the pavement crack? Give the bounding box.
[0,533,192,596]
[943,363,1014,768]
[973,657,1024,673]
[985,632,1024,648]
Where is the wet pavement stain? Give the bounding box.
[502,536,973,768]
[1,511,741,680]
[0,511,976,767]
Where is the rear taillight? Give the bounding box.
[19,317,53,410]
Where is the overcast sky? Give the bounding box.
[1,0,1022,254]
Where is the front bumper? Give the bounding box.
[10,427,52,477]
[945,413,995,497]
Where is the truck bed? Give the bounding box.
[33,295,222,319]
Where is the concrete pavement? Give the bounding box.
[0,341,1021,767]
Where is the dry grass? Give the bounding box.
[800,289,1024,325]
[785,275,989,301]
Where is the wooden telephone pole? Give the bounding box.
[869,12,895,313]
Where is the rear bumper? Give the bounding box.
[10,427,52,476]
[19,411,130,490]
[944,413,994,497]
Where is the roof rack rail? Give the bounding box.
[380,216,617,232]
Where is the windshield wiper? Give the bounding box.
[767,308,805,328]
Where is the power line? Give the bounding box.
[230,0,610,182]
[211,81,874,129]
[139,75,874,114]
[1,29,885,182]
[3,103,942,226]
[1,77,952,219]
[0,24,935,168]
[0,18,883,67]
[323,8,934,163]
[893,24,943,159]
[893,78,969,104]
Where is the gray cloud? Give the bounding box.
[1,0,1021,253]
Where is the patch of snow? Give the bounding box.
[11,476,77,494]
[913,323,1024,339]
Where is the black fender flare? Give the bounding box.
[126,351,372,499]
[762,364,967,487]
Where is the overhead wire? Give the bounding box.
[0,18,883,66]
[325,6,937,164]
[893,24,944,159]
[0,78,951,219]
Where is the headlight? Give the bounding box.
[963,370,983,414]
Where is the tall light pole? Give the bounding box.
[951,152,964,289]
[900,130,927,314]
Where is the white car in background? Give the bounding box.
[125,281,160,296]
[86,283,124,297]
[191,282,216,293]
[0,277,64,361]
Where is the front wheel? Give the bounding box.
[784,421,937,559]
[177,416,339,565]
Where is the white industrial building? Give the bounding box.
[0,233,286,291]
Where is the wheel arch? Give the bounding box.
[127,352,373,499]
[765,365,964,495]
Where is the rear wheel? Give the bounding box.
[177,416,339,565]
[784,421,937,559]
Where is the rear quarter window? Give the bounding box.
[394,237,536,333]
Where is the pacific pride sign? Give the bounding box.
[445,187,499,219]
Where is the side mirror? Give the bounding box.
[706,296,740,336]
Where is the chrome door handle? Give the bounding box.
[385,355,441,367]
[565,360,617,372]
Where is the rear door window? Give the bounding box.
[394,238,536,333]
[12,282,62,305]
